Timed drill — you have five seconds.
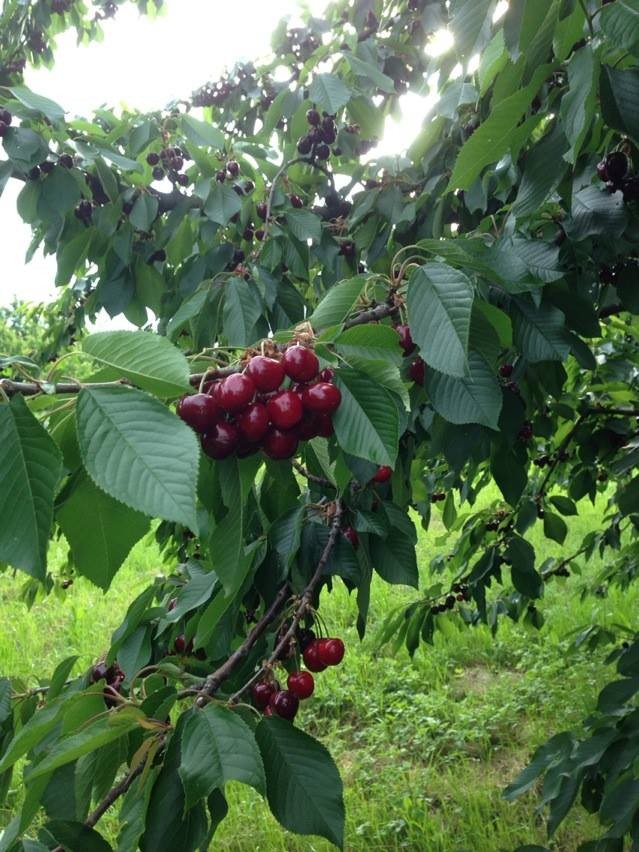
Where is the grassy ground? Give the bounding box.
[1,488,634,851]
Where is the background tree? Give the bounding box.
[1,0,639,849]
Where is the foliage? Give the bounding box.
[0,0,639,849]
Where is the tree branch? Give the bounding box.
[292,460,335,488]
[343,300,398,328]
[0,377,132,397]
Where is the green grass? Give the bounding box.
[1,488,635,851]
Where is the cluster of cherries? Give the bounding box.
[396,323,426,385]
[91,660,125,708]
[430,583,471,615]
[597,150,639,201]
[177,344,341,460]
[147,146,191,187]
[214,158,255,198]
[251,630,345,721]
[297,108,339,161]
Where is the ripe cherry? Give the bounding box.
[174,634,193,655]
[318,638,345,666]
[146,152,160,165]
[177,393,220,433]
[499,364,514,378]
[202,421,239,459]
[237,402,270,443]
[298,412,321,440]
[290,193,304,208]
[319,367,334,382]
[396,324,415,355]
[267,390,304,429]
[372,465,393,483]
[262,427,299,460]
[216,169,226,182]
[256,202,268,220]
[287,671,314,699]
[409,357,426,385]
[297,136,312,155]
[251,680,277,711]
[218,373,255,412]
[315,414,334,438]
[297,627,316,651]
[246,355,285,392]
[306,108,321,126]
[605,151,628,184]
[343,526,359,548]
[91,661,109,682]
[282,344,319,382]
[303,641,328,672]
[302,382,341,414]
[316,142,330,160]
[271,690,299,721]
[0,108,12,126]
[227,160,240,176]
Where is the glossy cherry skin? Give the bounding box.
[343,526,359,548]
[91,661,109,682]
[251,680,277,711]
[302,382,341,414]
[499,363,514,378]
[246,355,285,392]
[287,671,315,700]
[303,641,328,672]
[372,465,393,483]
[177,393,220,433]
[202,421,239,459]
[218,373,255,412]
[319,367,335,382]
[237,402,270,443]
[262,427,299,460]
[282,345,319,382]
[174,634,193,655]
[298,412,321,440]
[271,690,300,720]
[318,638,345,666]
[267,390,303,429]
[409,357,426,385]
[396,324,415,355]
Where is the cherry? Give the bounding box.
[499,364,514,378]
[202,421,239,459]
[596,159,609,182]
[303,641,328,672]
[146,152,160,165]
[290,194,304,208]
[306,108,321,126]
[321,124,337,145]
[174,634,193,655]
[177,393,220,433]
[297,627,316,651]
[343,526,359,548]
[91,661,109,682]
[396,324,415,355]
[237,402,270,443]
[315,414,334,438]
[0,121,8,137]
[243,227,254,241]
[58,153,73,169]
[246,355,285,392]
[227,160,240,176]
[0,109,12,126]
[152,166,165,180]
[209,380,224,405]
[251,680,277,711]
[74,200,93,221]
[297,135,312,155]
[298,412,321,440]
[301,382,341,414]
[256,201,268,220]
[177,173,190,187]
[255,228,265,240]
[319,367,334,382]
[282,344,319,382]
[318,638,345,666]
[267,390,303,429]
[316,142,330,160]
[216,169,226,182]
[605,151,628,184]
[409,357,426,385]
[218,373,255,412]
[372,465,393,483]
[271,690,299,721]
[287,671,314,699]
[262,427,299,460]
[40,160,54,174]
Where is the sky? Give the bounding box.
[0,0,439,320]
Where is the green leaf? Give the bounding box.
[2,127,49,170]
[345,54,395,93]
[204,182,243,225]
[37,168,81,222]
[602,65,639,141]
[600,778,639,835]
[285,208,322,243]
[76,387,199,530]
[57,473,150,591]
[543,511,567,544]
[407,263,474,378]
[55,229,93,287]
[8,86,65,122]
[335,323,402,365]
[491,449,527,505]
[505,537,542,598]
[256,718,344,849]
[549,495,578,516]
[310,276,366,330]
[426,352,502,430]
[333,370,399,467]
[618,476,639,516]
[511,124,569,216]
[370,525,418,587]
[308,73,352,114]
[0,694,79,773]
[45,821,112,852]
[222,278,262,347]
[82,331,191,397]
[0,679,11,724]
[27,708,144,781]
[180,114,225,149]
[565,184,627,240]
[513,300,570,362]
[600,0,639,52]
[128,194,159,232]
[0,395,62,579]
[560,48,598,164]
[179,706,265,810]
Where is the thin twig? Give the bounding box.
[292,460,334,488]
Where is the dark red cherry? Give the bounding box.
[91,661,109,682]
[306,108,321,126]
[251,680,277,711]
[218,373,255,412]
[271,689,299,720]
[396,324,415,355]
[297,135,312,155]
[287,671,314,699]
[297,412,321,440]
[499,364,514,378]
[202,421,239,459]
[372,465,393,483]
[256,202,268,220]
[315,414,334,438]
[605,151,628,184]
[177,393,221,433]
[343,526,359,548]
[290,193,304,208]
[282,345,319,382]
[237,402,270,443]
[301,382,341,414]
[267,390,303,429]
[409,357,426,385]
[146,152,160,165]
[246,355,285,392]
[302,641,327,672]
[209,380,224,405]
[227,160,240,176]
[174,634,193,655]
[297,627,316,651]
[262,427,299,460]
[319,367,335,382]
[318,638,345,666]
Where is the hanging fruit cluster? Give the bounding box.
[177,344,341,460]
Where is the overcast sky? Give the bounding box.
[0,0,434,320]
